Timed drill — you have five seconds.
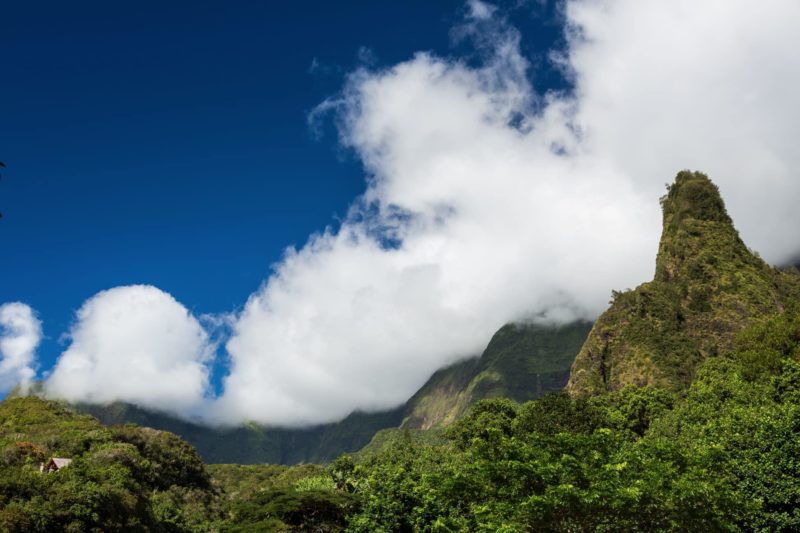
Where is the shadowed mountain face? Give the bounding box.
[568,171,800,396]
[401,321,593,429]
[75,401,404,465]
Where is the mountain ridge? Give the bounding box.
[74,400,405,465]
[401,320,592,429]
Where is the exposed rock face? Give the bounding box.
[568,171,800,395]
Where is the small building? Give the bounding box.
[40,457,72,473]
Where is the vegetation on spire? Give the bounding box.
[568,171,800,395]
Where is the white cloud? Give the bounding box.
[467,0,498,20]
[41,1,800,426]
[564,0,800,262]
[45,285,214,416]
[208,5,658,426]
[0,302,41,393]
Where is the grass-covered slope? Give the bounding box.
[568,171,800,395]
[402,321,593,429]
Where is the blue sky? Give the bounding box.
[1,1,565,375]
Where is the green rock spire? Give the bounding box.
[655,171,743,284]
[567,171,800,395]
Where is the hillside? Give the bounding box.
[0,396,222,530]
[402,321,592,429]
[332,305,800,531]
[0,397,355,532]
[568,171,800,395]
[11,300,800,532]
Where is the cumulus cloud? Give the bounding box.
[209,8,656,426]
[564,0,800,262]
[0,302,41,393]
[42,1,800,425]
[45,285,214,416]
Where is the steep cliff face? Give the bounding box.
[402,321,593,429]
[568,171,800,395]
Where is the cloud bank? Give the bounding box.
[0,302,41,394]
[44,285,212,414]
[565,0,800,261]
[44,0,800,425]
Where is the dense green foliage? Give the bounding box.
[650,306,800,530]
[403,321,593,429]
[0,397,221,531]
[209,463,355,532]
[274,308,797,531]
[0,400,358,532]
[335,393,731,530]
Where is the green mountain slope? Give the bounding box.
[0,396,221,530]
[338,307,800,531]
[568,171,800,395]
[75,401,404,465]
[402,321,593,429]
